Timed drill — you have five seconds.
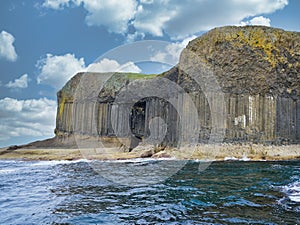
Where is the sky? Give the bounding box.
[0,0,299,147]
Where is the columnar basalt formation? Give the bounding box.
[55,26,300,149]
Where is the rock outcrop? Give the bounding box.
[54,26,300,150]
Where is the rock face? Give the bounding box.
[55,26,300,148]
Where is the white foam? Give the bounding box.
[0,168,20,174]
[282,181,300,203]
[192,159,215,162]
[98,157,178,164]
[289,195,300,202]
[0,160,21,164]
[224,155,251,161]
[29,159,91,167]
[240,155,250,161]
[224,156,238,161]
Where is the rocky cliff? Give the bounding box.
[54,26,300,150]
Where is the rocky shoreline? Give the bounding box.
[0,144,299,161]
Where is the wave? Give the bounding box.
[240,155,250,161]
[224,156,238,161]
[224,156,251,161]
[29,159,91,167]
[0,159,92,174]
[99,157,177,164]
[281,181,300,203]
[0,168,20,174]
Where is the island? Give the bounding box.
[1,26,299,161]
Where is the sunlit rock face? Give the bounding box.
[55,26,300,148]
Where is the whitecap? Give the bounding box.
[192,159,214,163]
[29,159,91,167]
[289,195,300,202]
[0,160,22,164]
[281,181,300,203]
[101,157,176,164]
[240,155,250,161]
[224,156,238,161]
[0,168,20,174]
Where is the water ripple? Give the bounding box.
[0,160,299,224]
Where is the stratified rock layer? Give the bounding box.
[55,26,300,148]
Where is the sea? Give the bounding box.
[0,159,299,224]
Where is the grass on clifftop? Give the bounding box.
[123,73,158,79]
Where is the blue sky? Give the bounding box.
[0,0,299,147]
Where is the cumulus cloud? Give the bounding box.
[0,31,18,61]
[36,53,85,89]
[42,0,70,9]
[42,0,288,39]
[82,0,137,33]
[0,97,56,141]
[150,36,196,65]
[133,3,176,37]
[43,0,137,33]
[87,58,141,73]
[6,74,29,89]
[36,53,142,89]
[240,16,271,27]
[41,0,82,9]
[134,0,287,39]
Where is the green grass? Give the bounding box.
[124,73,158,79]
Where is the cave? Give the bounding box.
[130,100,146,139]
[128,97,182,149]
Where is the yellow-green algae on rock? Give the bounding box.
[189,26,300,68]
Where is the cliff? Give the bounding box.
[186,26,300,96]
[52,26,300,150]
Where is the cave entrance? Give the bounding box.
[129,100,146,151]
[130,100,146,139]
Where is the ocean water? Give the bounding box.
[0,159,299,224]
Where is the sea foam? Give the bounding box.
[282,181,300,203]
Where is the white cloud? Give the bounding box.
[0,97,56,141]
[42,0,81,9]
[133,3,176,37]
[36,54,142,89]
[42,0,288,39]
[134,0,287,39]
[6,74,29,89]
[240,16,271,27]
[82,0,137,33]
[42,0,70,9]
[87,58,142,73]
[36,53,85,89]
[43,0,137,33]
[126,32,145,43]
[0,31,18,61]
[150,36,196,64]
